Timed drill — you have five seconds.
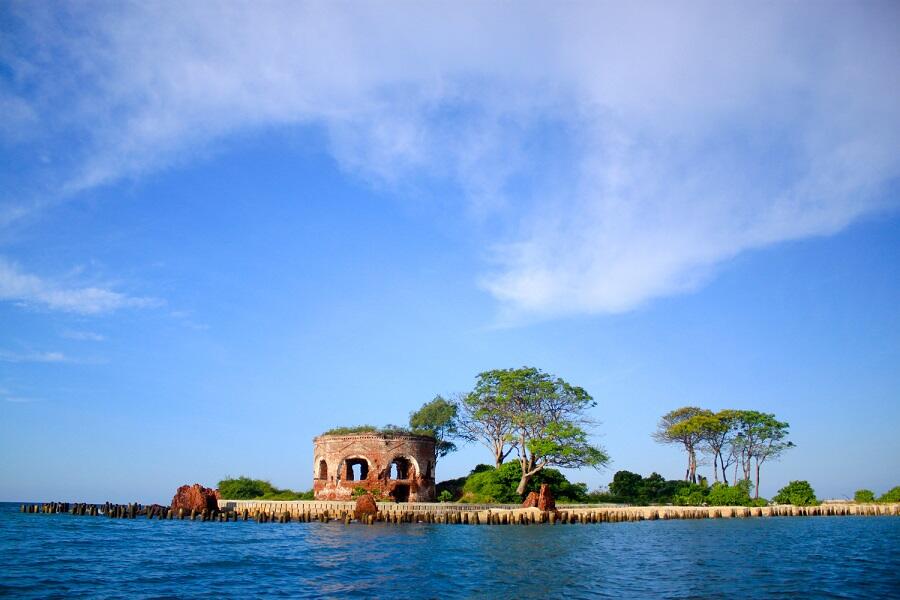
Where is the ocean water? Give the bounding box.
[1,503,898,599]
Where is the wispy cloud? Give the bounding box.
[2,2,898,319]
[0,349,68,363]
[0,257,159,315]
[3,396,41,403]
[61,330,106,342]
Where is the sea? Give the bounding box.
[1,502,898,598]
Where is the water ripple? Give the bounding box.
[1,504,898,598]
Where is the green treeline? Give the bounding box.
[218,476,313,500]
[437,462,598,504]
[854,486,900,503]
[653,407,793,500]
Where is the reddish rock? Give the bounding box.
[171,483,220,512]
[521,484,556,512]
[354,493,379,519]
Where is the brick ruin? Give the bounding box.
[312,432,436,502]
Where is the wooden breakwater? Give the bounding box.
[19,501,900,525]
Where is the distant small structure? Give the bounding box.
[312,430,436,502]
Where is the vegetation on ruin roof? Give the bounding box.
[320,424,435,438]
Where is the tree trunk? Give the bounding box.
[754,461,760,499]
[516,473,529,496]
[712,452,720,483]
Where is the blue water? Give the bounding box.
[1,503,898,598]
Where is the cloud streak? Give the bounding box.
[2,1,898,319]
[0,257,159,315]
[0,349,67,363]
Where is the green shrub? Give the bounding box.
[585,489,620,503]
[459,462,589,503]
[773,480,818,506]
[673,483,708,506]
[854,489,876,503]
[706,480,754,506]
[877,486,900,503]
[609,470,697,505]
[217,476,312,500]
[438,490,453,502]
[320,424,435,438]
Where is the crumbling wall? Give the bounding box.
[312,433,436,502]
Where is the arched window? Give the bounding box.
[338,457,370,482]
[317,459,327,480]
[389,457,412,480]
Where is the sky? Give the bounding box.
[1,1,899,504]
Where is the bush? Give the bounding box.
[706,480,753,506]
[773,480,818,506]
[217,476,312,500]
[321,424,435,438]
[854,489,876,503]
[877,486,900,503]
[673,483,708,506]
[585,489,620,503]
[609,470,695,505]
[459,462,589,503]
[438,490,453,502]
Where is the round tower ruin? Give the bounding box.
[312,432,436,502]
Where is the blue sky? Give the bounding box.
[1,2,899,503]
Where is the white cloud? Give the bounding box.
[1,2,898,319]
[61,330,106,342]
[4,396,41,403]
[0,349,68,363]
[0,257,159,315]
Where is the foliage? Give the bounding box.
[462,367,607,495]
[436,465,492,501]
[217,476,313,500]
[854,489,875,503]
[458,461,590,504]
[655,407,794,499]
[706,480,754,506]
[584,488,620,503]
[438,490,453,503]
[609,470,695,505]
[350,486,385,500]
[321,424,435,438]
[673,483,708,506]
[772,480,819,506]
[877,486,900,503]
[652,407,711,484]
[409,395,459,463]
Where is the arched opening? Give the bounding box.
[337,457,370,482]
[317,459,327,480]
[393,484,410,502]
[389,456,413,480]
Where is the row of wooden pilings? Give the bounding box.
[21,502,900,524]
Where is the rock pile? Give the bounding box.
[354,493,379,519]
[522,483,556,512]
[171,483,220,512]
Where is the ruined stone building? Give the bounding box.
[312,431,436,502]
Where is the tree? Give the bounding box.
[732,411,794,499]
[457,385,517,469]
[653,407,712,483]
[854,489,875,503]
[773,480,818,506]
[409,395,459,467]
[463,367,608,496]
[609,471,644,502]
[697,410,740,484]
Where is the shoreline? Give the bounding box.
[18,500,900,525]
